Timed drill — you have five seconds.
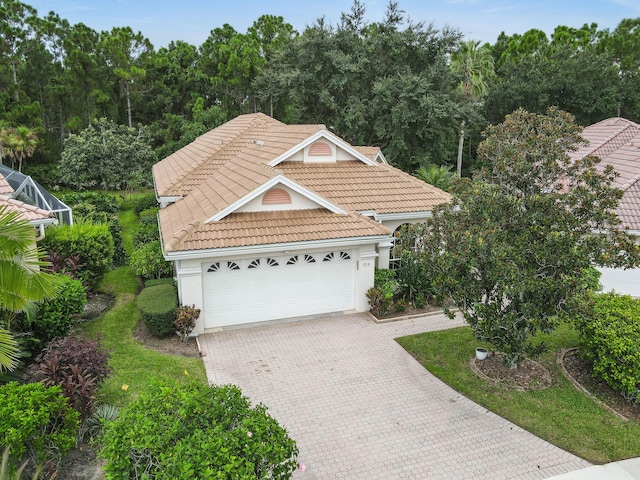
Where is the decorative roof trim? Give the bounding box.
[267,130,378,167]
[375,211,434,221]
[204,175,347,223]
[162,233,391,261]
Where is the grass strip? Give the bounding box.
[396,323,640,464]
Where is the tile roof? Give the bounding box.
[155,113,451,253]
[279,161,450,214]
[161,209,391,252]
[0,196,55,223]
[571,117,640,230]
[0,174,13,195]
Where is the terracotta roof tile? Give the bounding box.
[279,161,450,214]
[0,196,55,222]
[572,117,640,230]
[161,208,390,252]
[0,174,13,195]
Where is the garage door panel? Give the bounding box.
[203,251,355,328]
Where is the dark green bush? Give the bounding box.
[131,192,158,215]
[137,284,178,337]
[577,293,640,401]
[100,382,298,479]
[0,382,79,472]
[31,274,86,342]
[130,240,172,280]
[40,220,114,289]
[65,202,127,267]
[58,192,119,215]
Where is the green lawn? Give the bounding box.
[396,323,640,464]
[80,199,207,407]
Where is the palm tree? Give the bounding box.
[451,40,496,177]
[4,126,39,173]
[414,164,456,192]
[0,206,61,371]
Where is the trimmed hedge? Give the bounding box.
[578,293,640,401]
[131,192,158,215]
[137,283,178,337]
[32,274,86,342]
[58,191,119,215]
[130,240,173,280]
[40,220,114,289]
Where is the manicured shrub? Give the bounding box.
[137,284,178,337]
[577,293,640,401]
[40,220,114,289]
[130,240,172,280]
[132,208,160,248]
[100,382,298,479]
[31,274,86,342]
[0,382,79,473]
[131,192,158,215]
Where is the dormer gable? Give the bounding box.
[204,175,347,223]
[237,185,322,213]
[269,130,378,167]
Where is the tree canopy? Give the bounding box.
[398,108,640,367]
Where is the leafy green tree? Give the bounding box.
[59,117,156,190]
[258,0,462,171]
[2,125,38,172]
[400,108,640,367]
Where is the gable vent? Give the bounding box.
[308,141,332,156]
[262,187,292,205]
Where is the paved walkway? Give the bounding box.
[199,312,591,480]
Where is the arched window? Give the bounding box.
[262,188,291,205]
[308,141,332,156]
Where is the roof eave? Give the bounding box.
[162,234,392,261]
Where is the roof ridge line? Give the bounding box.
[586,122,640,159]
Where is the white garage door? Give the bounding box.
[203,251,355,328]
[597,267,640,297]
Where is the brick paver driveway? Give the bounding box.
[199,312,590,480]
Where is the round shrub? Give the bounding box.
[32,274,86,342]
[137,283,178,337]
[100,382,298,479]
[0,382,79,472]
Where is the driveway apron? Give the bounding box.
[199,313,590,480]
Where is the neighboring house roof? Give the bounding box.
[155,113,450,254]
[570,117,640,231]
[0,195,56,225]
[0,173,14,196]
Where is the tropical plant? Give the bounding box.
[1,126,39,173]
[450,40,496,177]
[174,305,200,342]
[0,329,20,373]
[0,206,61,321]
[414,164,456,192]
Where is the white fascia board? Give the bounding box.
[158,195,181,206]
[375,151,388,165]
[29,217,58,227]
[376,211,433,222]
[163,234,390,262]
[267,130,378,167]
[204,174,347,223]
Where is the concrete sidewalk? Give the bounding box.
[547,458,640,479]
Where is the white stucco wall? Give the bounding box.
[174,259,205,335]
[597,266,640,298]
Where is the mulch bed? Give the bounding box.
[373,302,447,321]
[471,352,552,391]
[132,319,200,358]
[560,349,640,422]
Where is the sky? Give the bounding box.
[28,0,640,48]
